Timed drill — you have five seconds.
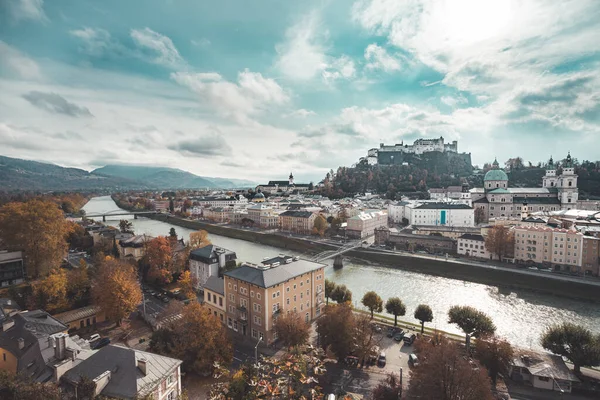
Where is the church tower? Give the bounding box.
[558,152,578,209]
[288,172,294,185]
[542,156,558,188]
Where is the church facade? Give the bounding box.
[256,173,311,194]
[472,155,578,222]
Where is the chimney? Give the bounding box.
[2,319,14,331]
[54,333,67,360]
[137,358,148,376]
[18,338,25,350]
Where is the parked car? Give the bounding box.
[377,352,386,367]
[387,327,403,338]
[371,323,382,333]
[403,333,417,345]
[393,332,405,342]
[92,337,111,350]
[162,297,170,303]
[88,333,101,342]
[408,353,419,367]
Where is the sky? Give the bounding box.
[1,0,599,183]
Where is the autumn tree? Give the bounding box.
[406,336,494,400]
[372,374,403,400]
[475,335,514,386]
[324,279,336,305]
[151,302,232,374]
[362,291,383,319]
[385,297,406,327]
[29,268,69,312]
[330,284,352,304]
[448,306,496,352]
[67,267,90,307]
[354,313,381,366]
[65,221,91,251]
[177,270,197,300]
[143,236,173,284]
[485,225,514,261]
[0,370,61,400]
[312,215,328,237]
[119,219,133,234]
[414,304,433,334]
[541,323,600,374]
[317,304,356,360]
[92,258,142,326]
[189,230,211,249]
[0,199,69,278]
[273,311,310,348]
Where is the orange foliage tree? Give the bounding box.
[189,230,211,250]
[0,199,69,278]
[177,270,197,300]
[143,236,174,284]
[92,258,142,326]
[29,268,69,312]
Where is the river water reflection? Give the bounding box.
[84,196,600,349]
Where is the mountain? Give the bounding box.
[0,155,142,191]
[92,165,257,189]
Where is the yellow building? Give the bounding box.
[53,305,106,332]
[203,276,226,323]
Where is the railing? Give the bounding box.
[272,308,281,316]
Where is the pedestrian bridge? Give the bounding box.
[310,240,365,262]
[83,209,158,221]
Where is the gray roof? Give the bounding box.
[53,306,102,325]
[204,276,224,295]
[19,309,68,336]
[225,258,326,288]
[458,234,485,241]
[62,345,182,398]
[190,245,236,263]
[279,210,315,218]
[514,197,561,205]
[508,188,551,194]
[415,203,472,210]
[512,351,579,382]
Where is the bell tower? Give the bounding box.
[288,172,294,185]
[558,152,578,209]
[542,156,558,188]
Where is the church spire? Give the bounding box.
[492,158,499,168]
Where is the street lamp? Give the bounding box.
[255,334,263,365]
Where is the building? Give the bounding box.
[119,235,153,261]
[203,276,225,323]
[204,207,231,222]
[412,225,481,240]
[0,250,25,287]
[279,210,317,235]
[471,155,578,222]
[61,345,182,400]
[53,305,106,332]
[374,227,456,254]
[256,173,312,194]
[582,236,600,276]
[457,234,491,259]
[346,210,388,239]
[428,186,466,200]
[247,204,280,228]
[510,350,579,393]
[195,196,247,207]
[0,310,68,380]
[387,201,410,224]
[223,255,326,344]
[189,245,237,291]
[411,203,474,227]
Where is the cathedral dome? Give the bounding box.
[484,169,508,182]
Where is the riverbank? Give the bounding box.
[146,213,600,303]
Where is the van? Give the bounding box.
[377,352,386,367]
[408,353,419,367]
[327,395,336,400]
[89,334,101,342]
[403,333,417,345]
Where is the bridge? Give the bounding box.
[310,240,365,262]
[83,210,158,222]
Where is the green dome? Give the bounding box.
[484,169,508,181]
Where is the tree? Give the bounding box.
[177,270,197,300]
[330,284,352,304]
[406,336,494,400]
[385,297,406,327]
[414,304,433,334]
[485,225,514,261]
[143,236,173,284]
[189,230,211,250]
[0,199,69,278]
[324,279,336,305]
[317,304,356,360]
[475,335,514,387]
[0,370,61,400]
[312,215,328,237]
[541,323,600,374]
[29,268,69,312]
[273,311,310,348]
[354,313,381,366]
[67,267,90,307]
[92,258,142,326]
[169,198,174,213]
[151,302,232,374]
[448,306,496,352]
[372,373,403,400]
[119,219,133,234]
[362,291,383,319]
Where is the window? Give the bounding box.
[300,304,303,311]
[300,293,303,299]
[538,376,550,382]
[229,305,235,313]
[228,283,232,289]
[240,298,248,308]
[252,328,258,339]
[306,313,310,323]
[300,281,303,287]
[293,284,297,289]
[234,285,237,292]
[167,373,175,385]
[253,316,261,325]
[219,297,223,307]
[273,292,276,299]
[229,294,235,301]
[287,298,290,305]
[286,287,290,292]
[306,279,310,284]
[167,391,176,400]
[257,293,261,300]
[227,317,233,328]
[251,291,254,298]
[294,295,297,301]
[253,303,261,312]
[207,293,211,302]
[273,303,280,313]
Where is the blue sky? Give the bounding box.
[1,0,599,182]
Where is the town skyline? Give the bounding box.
[1,0,599,182]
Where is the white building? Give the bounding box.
[195,196,247,207]
[346,210,388,238]
[410,203,474,227]
[387,201,410,224]
[457,234,491,259]
[189,245,237,290]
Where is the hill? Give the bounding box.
[0,155,140,191]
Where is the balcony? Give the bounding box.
[316,288,323,295]
[272,308,281,316]
[238,312,248,321]
[237,305,247,312]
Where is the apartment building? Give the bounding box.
[223,255,326,344]
[457,234,491,259]
[582,236,600,276]
[204,207,231,223]
[189,245,237,290]
[514,227,586,272]
[278,211,317,235]
[411,203,474,227]
[203,276,226,323]
[247,204,280,228]
[346,210,388,239]
[0,251,25,287]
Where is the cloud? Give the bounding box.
[22,91,93,117]
[69,27,124,58]
[441,95,467,108]
[4,0,47,23]
[168,132,232,157]
[322,55,356,83]
[285,109,317,118]
[171,69,289,123]
[191,38,211,47]
[220,160,244,168]
[0,41,42,80]
[364,44,402,72]
[130,28,185,69]
[0,123,46,150]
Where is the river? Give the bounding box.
[83,196,600,349]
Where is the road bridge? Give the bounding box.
[83,210,158,222]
